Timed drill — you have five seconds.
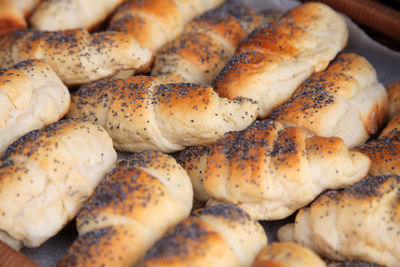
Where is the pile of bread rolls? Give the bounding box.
[0,0,398,266]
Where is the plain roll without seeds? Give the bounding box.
[213,2,348,118]
[0,119,117,250]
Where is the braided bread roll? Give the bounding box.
[0,29,151,85]
[59,151,193,267]
[270,53,388,148]
[137,204,267,267]
[252,242,326,267]
[108,0,224,52]
[386,81,400,119]
[0,119,117,249]
[213,2,348,117]
[151,2,262,84]
[178,119,370,220]
[355,114,400,176]
[0,59,69,156]
[278,175,400,267]
[30,0,124,31]
[67,76,259,153]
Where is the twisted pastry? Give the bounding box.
[151,1,262,84]
[67,76,259,153]
[270,53,388,148]
[0,29,151,85]
[59,151,193,267]
[137,204,267,267]
[213,2,348,117]
[0,59,69,156]
[178,119,370,220]
[355,114,400,176]
[0,119,117,249]
[30,0,125,31]
[252,242,326,267]
[108,0,224,52]
[278,175,400,267]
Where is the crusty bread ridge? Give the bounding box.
[0,119,117,249]
[213,2,348,117]
[0,29,152,85]
[270,53,388,148]
[137,204,267,267]
[178,119,370,220]
[0,59,70,156]
[67,75,259,153]
[108,0,225,52]
[279,175,400,267]
[30,0,125,31]
[59,151,193,267]
[152,1,263,84]
[252,242,326,267]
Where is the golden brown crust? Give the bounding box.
[0,29,151,85]
[178,119,370,220]
[0,119,117,249]
[152,2,262,84]
[0,0,26,35]
[108,0,224,52]
[355,114,400,176]
[213,2,348,117]
[67,76,259,153]
[292,175,400,266]
[138,204,267,267]
[387,81,400,119]
[0,59,70,156]
[30,0,124,31]
[59,151,193,267]
[270,53,388,148]
[252,242,326,267]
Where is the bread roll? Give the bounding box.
[151,1,262,84]
[30,0,125,31]
[178,119,370,220]
[108,0,224,52]
[213,2,348,117]
[270,53,388,148]
[67,76,259,153]
[59,151,193,267]
[387,81,400,119]
[279,175,400,267]
[355,114,400,176]
[0,119,117,249]
[14,0,41,16]
[137,204,267,267]
[0,59,69,156]
[0,0,26,35]
[252,242,326,267]
[0,29,151,85]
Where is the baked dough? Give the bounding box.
[0,59,69,156]
[270,53,388,148]
[252,242,326,267]
[30,0,125,31]
[108,0,224,52]
[0,119,117,249]
[387,81,400,119]
[67,76,259,153]
[213,2,348,117]
[278,175,400,267]
[0,29,152,85]
[59,151,193,267]
[178,119,370,220]
[152,2,262,84]
[137,204,267,267]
